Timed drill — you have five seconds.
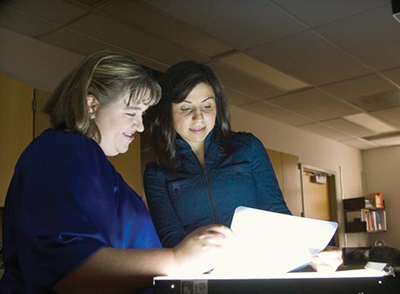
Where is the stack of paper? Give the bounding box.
[212,206,338,277]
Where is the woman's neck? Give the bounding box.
[189,141,206,168]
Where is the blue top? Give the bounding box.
[144,130,291,248]
[1,129,161,294]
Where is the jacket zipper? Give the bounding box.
[204,170,219,223]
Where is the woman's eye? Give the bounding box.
[181,108,191,112]
[127,113,136,117]
[202,105,212,110]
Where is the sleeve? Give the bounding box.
[143,163,187,248]
[248,133,292,215]
[16,136,113,290]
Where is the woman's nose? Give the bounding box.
[134,116,144,133]
[192,108,204,121]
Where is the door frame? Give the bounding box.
[299,164,340,246]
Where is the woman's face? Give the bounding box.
[88,92,148,156]
[172,82,217,151]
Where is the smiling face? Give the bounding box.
[172,82,217,152]
[88,92,148,156]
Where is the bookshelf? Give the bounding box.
[343,193,387,233]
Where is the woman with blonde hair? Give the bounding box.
[0,51,232,294]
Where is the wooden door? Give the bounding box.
[266,149,302,216]
[0,74,33,206]
[266,149,283,190]
[302,170,330,221]
[281,153,302,216]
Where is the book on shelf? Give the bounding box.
[376,212,383,231]
[365,210,386,232]
[346,208,386,233]
[360,208,368,222]
[366,192,384,209]
[371,211,377,231]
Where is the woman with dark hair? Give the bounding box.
[0,52,232,294]
[144,60,291,249]
[144,61,344,273]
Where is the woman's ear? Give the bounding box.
[86,95,99,119]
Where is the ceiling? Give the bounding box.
[1,0,400,150]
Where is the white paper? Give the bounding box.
[212,206,338,277]
[154,268,386,281]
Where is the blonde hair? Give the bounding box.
[44,50,161,141]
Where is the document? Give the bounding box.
[154,209,393,282]
[211,206,338,277]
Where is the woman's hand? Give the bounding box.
[172,224,234,275]
[311,246,343,273]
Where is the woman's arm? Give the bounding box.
[144,164,188,247]
[248,134,292,215]
[53,247,174,294]
[54,224,233,294]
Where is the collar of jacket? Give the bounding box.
[174,128,221,171]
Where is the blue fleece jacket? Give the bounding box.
[144,130,291,248]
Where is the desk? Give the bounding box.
[154,272,399,294]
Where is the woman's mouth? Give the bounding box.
[123,132,135,141]
[190,127,206,134]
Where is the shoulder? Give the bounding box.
[226,132,269,162]
[21,129,109,175]
[231,131,259,142]
[230,131,264,150]
[43,130,102,159]
[30,129,99,151]
[144,160,165,177]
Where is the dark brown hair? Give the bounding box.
[150,61,231,171]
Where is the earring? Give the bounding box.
[89,109,95,119]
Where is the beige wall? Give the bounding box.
[362,146,400,249]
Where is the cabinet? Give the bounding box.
[344,194,387,233]
[0,74,33,207]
